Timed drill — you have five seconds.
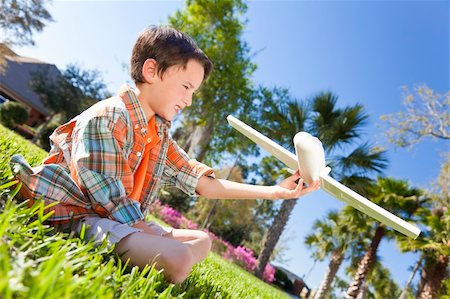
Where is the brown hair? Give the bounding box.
[130,26,213,84]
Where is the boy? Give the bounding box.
[11,26,320,283]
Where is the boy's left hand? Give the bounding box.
[272,171,320,199]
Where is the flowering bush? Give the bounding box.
[150,199,275,283]
[224,246,275,282]
[149,200,199,229]
[225,246,257,271]
[203,228,234,256]
[263,263,276,283]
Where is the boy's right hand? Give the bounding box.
[132,220,159,235]
[273,171,320,199]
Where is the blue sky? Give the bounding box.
[14,0,449,292]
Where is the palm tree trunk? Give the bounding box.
[356,280,369,299]
[345,225,385,299]
[314,248,344,299]
[398,255,423,299]
[416,254,449,299]
[255,198,298,279]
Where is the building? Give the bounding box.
[0,44,61,126]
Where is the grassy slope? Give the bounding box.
[0,124,289,299]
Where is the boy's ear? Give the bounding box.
[142,58,158,83]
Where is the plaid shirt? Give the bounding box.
[10,85,214,225]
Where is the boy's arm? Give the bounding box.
[196,171,320,200]
[162,135,215,196]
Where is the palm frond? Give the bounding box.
[333,143,388,178]
[309,92,370,151]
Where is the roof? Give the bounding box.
[274,265,307,284]
[0,44,61,116]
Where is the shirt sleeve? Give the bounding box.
[71,115,144,225]
[162,134,215,196]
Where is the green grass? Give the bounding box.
[0,124,290,299]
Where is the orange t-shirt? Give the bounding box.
[128,116,159,201]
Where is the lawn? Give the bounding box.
[0,124,290,299]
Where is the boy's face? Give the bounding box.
[145,59,204,121]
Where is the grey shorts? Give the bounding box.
[69,217,173,246]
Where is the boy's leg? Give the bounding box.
[114,232,194,283]
[164,229,212,264]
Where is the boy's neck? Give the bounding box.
[135,84,156,122]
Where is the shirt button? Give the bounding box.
[147,138,152,143]
[134,124,139,129]
[136,152,142,157]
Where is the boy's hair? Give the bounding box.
[130,26,213,84]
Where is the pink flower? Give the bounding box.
[263,264,276,283]
[160,206,182,227]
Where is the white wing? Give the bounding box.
[227,115,421,239]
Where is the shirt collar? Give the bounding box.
[118,84,172,136]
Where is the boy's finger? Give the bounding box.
[291,173,300,181]
[294,179,304,193]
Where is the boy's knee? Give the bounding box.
[199,231,212,252]
[169,270,190,284]
[164,244,194,283]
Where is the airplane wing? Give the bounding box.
[227,115,420,239]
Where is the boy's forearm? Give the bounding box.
[196,176,277,200]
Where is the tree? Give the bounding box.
[381,84,449,298]
[168,0,257,164]
[254,88,388,279]
[30,63,110,147]
[345,178,423,299]
[166,0,261,220]
[397,204,449,299]
[380,84,449,147]
[366,263,401,299]
[304,210,368,299]
[398,256,423,299]
[345,258,401,299]
[0,0,53,70]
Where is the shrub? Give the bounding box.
[0,101,29,129]
[38,122,60,151]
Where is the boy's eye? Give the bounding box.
[183,85,189,90]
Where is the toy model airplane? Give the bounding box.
[227,115,420,239]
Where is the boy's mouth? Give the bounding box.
[174,104,182,113]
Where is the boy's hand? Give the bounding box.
[272,171,320,199]
[132,220,159,235]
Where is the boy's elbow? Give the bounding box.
[196,176,214,198]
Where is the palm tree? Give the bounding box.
[398,256,423,299]
[344,250,402,299]
[345,178,422,299]
[254,88,388,278]
[397,204,449,299]
[305,210,368,299]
